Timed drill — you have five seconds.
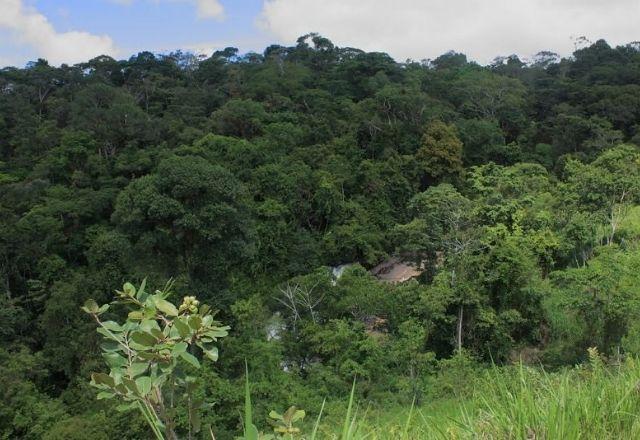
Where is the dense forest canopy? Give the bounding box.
[3,34,640,438]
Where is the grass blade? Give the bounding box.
[402,396,416,439]
[311,398,326,440]
[243,362,258,440]
[341,378,357,440]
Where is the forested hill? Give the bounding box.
[2,35,640,438]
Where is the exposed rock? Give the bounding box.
[370,257,424,283]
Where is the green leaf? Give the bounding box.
[122,377,139,395]
[283,406,299,424]
[143,297,157,314]
[100,340,121,353]
[116,402,137,412]
[180,351,201,369]
[91,372,115,388]
[203,346,218,362]
[129,362,148,377]
[131,331,157,347]
[204,327,229,340]
[96,391,115,400]
[123,282,136,297]
[135,376,153,396]
[149,328,164,340]
[139,319,161,333]
[136,278,147,300]
[137,352,159,361]
[154,298,178,316]
[269,410,283,421]
[172,341,188,355]
[82,299,99,314]
[173,318,191,338]
[97,327,122,341]
[101,321,124,332]
[127,310,143,321]
[188,315,202,330]
[104,352,127,368]
[291,409,305,423]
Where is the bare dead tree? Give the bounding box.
[277,280,324,331]
[277,283,302,331]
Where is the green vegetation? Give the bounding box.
[83,281,228,439]
[3,35,640,438]
[314,350,640,439]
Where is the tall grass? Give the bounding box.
[241,352,640,439]
[325,354,640,439]
[459,355,640,439]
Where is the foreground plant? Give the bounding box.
[269,406,305,438]
[241,365,312,440]
[82,279,229,440]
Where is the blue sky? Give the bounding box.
[0,0,275,66]
[36,0,266,53]
[1,0,639,67]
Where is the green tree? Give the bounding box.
[210,99,267,139]
[113,155,254,292]
[415,121,463,187]
[552,246,640,355]
[564,145,640,244]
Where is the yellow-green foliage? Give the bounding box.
[619,205,640,238]
[318,354,640,439]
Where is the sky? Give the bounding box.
[0,0,638,67]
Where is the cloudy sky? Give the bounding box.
[1,0,638,67]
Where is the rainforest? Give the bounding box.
[2,35,640,438]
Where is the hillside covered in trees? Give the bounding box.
[3,35,640,438]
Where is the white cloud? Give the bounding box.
[0,0,118,65]
[109,0,224,20]
[259,0,640,63]
[194,0,224,20]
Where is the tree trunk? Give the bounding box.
[456,305,463,353]
[451,268,463,353]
